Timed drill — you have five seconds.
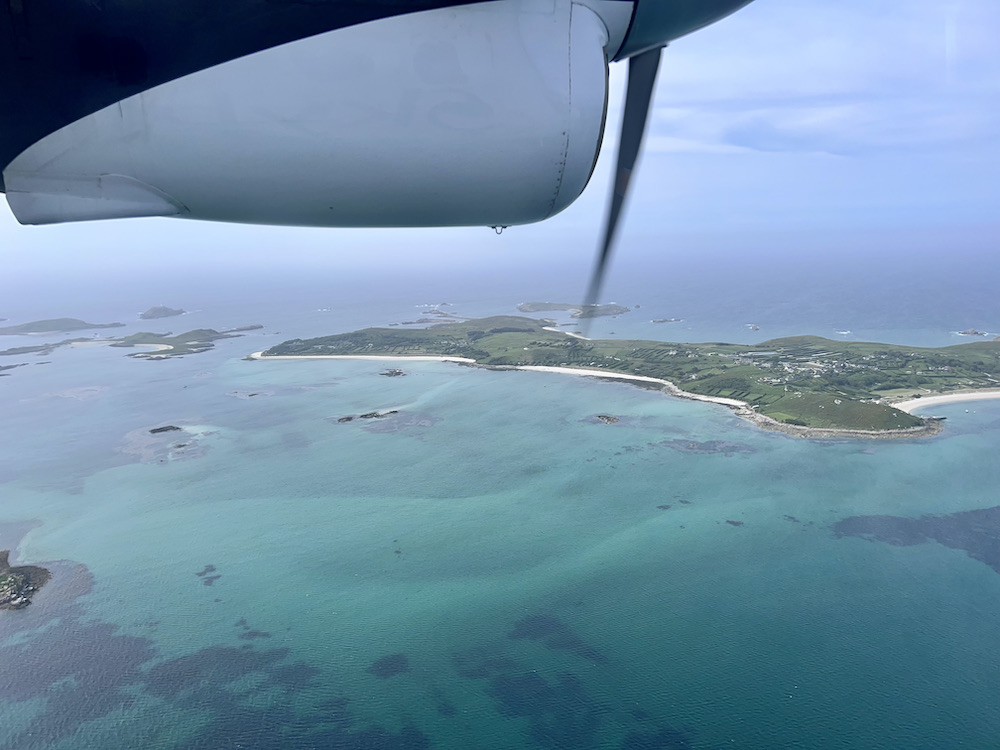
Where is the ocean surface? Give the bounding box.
[3,244,1000,749]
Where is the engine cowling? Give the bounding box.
[4,1,619,227]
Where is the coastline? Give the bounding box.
[515,365,943,440]
[892,389,1000,413]
[541,326,590,341]
[252,353,943,440]
[249,352,476,363]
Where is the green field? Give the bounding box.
[264,316,1000,432]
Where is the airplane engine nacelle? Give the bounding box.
[3,1,621,227]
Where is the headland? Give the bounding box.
[0,550,50,610]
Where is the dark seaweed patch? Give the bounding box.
[656,439,755,456]
[363,411,441,435]
[0,618,155,748]
[620,727,694,749]
[452,646,519,680]
[486,672,604,749]
[0,556,431,750]
[367,652,410,678]
[834,504,1000,574]
[238,629,272,640]
[508,614,606,664]
[833,514,928,547]
[453,632,695,750]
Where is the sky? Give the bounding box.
[1,0,998,290]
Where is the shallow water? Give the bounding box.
[3,260,1000,749]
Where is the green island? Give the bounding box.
[261,315,1000,436]
[111,325,263,358]
[0,338,90,356]
[0,550,50,610]
[139,306,186,320]
[517,302,630,318]
[0,318,125,335]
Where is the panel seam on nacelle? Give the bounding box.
[546,2,575,219]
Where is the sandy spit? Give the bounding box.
[892,390,1000,413]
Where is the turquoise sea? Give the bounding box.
[3,250,1000,749]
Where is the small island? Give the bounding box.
[517,302,629,318]
[254,316,1000,436]
[0,318,125,335]
[139,306,186,320]
[0,338,90,356]
[111,326,263,358]
[0,550,50,610]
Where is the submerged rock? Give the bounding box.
[150,425,182,434]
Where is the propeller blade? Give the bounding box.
[583,46,663,321]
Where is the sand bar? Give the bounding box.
[893,390,1000,413]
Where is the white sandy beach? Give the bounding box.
[515,365,746,409]
[541,326,590,341]
[893,390,1000,413]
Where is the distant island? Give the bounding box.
[517,302,629,318]
[0,318,125,335]
[111,326,263,358]
[1,338,89,356]
[0,550,49,610]
[256,315,1000,436]
[0,324,263,369]
[139,306,186,320]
